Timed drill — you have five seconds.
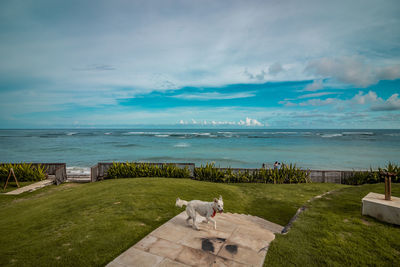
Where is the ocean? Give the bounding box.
[0,129,399,174]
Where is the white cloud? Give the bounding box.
[238,117,264,126]
[303,79,324,91]
[298,92,338,99]
[178,117,264,127]
[2,0,398,97]
[350,91,400,111]
[352,91,380,105]
[279,92,340,105]
[298,98,337,106]
[370,93,400,111]
[269,63,283,75]
[172,91,255,100]
[280,90,400,112]
[306,56,400,87]
[243,69,267,81]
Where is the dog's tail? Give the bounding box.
[175,198,188,208]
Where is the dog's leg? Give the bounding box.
[186,208,194,226]
[192,213,199,230]
[208,217,217,230]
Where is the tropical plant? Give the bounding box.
[0,163,47,182]
[194,162,310,184]
[379,162,400,183]
[105,162,191,179]
[343,162,400,185]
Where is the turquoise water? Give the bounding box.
[0,129,399,172]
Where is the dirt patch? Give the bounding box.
[361,218,372,226]
[61,183,80,188]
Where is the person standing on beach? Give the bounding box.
[273,161,278,169]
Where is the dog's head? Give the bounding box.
[213,195,224,213]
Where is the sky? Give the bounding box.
[0,0,400,128]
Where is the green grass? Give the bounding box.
[0,178,341,266]
[265,183,400,266]
[0,181,37,193]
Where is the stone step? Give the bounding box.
[67,177,91,183]
[67,175,90,178]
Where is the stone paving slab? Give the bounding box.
[107,211,283,267]
[4,179,54,195]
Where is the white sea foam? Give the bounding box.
[275,131,298,134]
[123,132,145,135]
[104,132,112,135]
[193,132,211,136]
[174,142,190,148]
[66,132,78,136]
[155,134,169,137]
[67,166,90,175]
[321,133,343,138]
[385,133,400,136]
[342,132,374,135]
[262,131,299,135]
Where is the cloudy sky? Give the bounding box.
[0,0,399,128]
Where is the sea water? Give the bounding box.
[0,129,399,172]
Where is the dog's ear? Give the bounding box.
[214,198,218,203]
[219,195,223,200]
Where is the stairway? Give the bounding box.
[66,174,91,183]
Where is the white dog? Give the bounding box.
[176,196,224,230]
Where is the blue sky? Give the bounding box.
[0,0,399,128]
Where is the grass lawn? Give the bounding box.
[1,181,37,193]
[0,178,341,266]
[265,183,400,266]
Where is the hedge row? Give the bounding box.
[106,162,191,179]
[194,163,311,184]
[106,162,311,184]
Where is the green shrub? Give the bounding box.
[343,169,379,185]
[193,163,225,182]
[194,162,310,184]
[343,162,400,185]
[105,162,191,179]
[0,163,47,182]
[379,162,400,183]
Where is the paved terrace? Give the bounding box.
[107,211,283,267]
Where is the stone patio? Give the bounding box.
[107,211,283,267]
